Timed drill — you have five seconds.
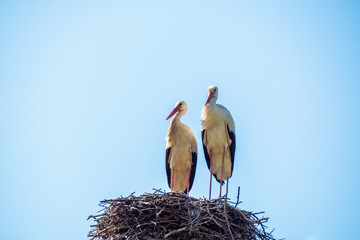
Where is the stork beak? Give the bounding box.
[166,107,180,120]
[205,92,214,106]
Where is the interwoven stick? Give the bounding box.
[88,189,276,240]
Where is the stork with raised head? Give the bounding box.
[201,86,236,199]
[165,101,197,195]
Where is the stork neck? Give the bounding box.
[209,96,218,105]
[206,98,218,108]
[171,111,185,125]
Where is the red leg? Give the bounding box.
[226,179,229,200]
[219,146,226,197]
[186,167,190,196]
[171,169,174,192]
[209,149,213,199]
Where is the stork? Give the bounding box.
[201,86,236,199]
[165,101,197,195]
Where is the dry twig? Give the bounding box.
[88,190,276,240]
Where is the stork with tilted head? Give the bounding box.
[165,101,197,195]
[201,86,236,199]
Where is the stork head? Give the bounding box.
[166,101,188,120]
[205,86,218,106]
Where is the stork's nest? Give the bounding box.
[88,189,276,240]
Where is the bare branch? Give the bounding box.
[88,190,277,240]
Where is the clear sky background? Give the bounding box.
[1,1,359,240]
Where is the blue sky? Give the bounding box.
[1,1,360,239]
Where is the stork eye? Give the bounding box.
[214,89,217,92]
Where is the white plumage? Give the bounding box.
[201,86,236,199]
[165,101,197,195]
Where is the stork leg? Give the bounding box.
[219,146,226,197]
[171,169,174,192]
[186,166,190,196]
[226,179,229,200]
[209,149,213,199]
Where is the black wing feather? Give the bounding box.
[165,147,171,189]
[201,130,211,170]
[227,125,236,176]
[188,152,197,192]
[203,129,223,184]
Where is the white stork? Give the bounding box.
[201,86,236,199]
[165,101,197,195]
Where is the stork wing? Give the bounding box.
[227,125,236,175]
[201,130,211,170]
[188,152,197,192]
[165,147,171,189]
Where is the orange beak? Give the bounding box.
[166,107,180,120]
[205,92,214,106]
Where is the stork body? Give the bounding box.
[201,86,236,199]
[166,101,197,195]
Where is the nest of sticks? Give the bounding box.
[88,189,276,240]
